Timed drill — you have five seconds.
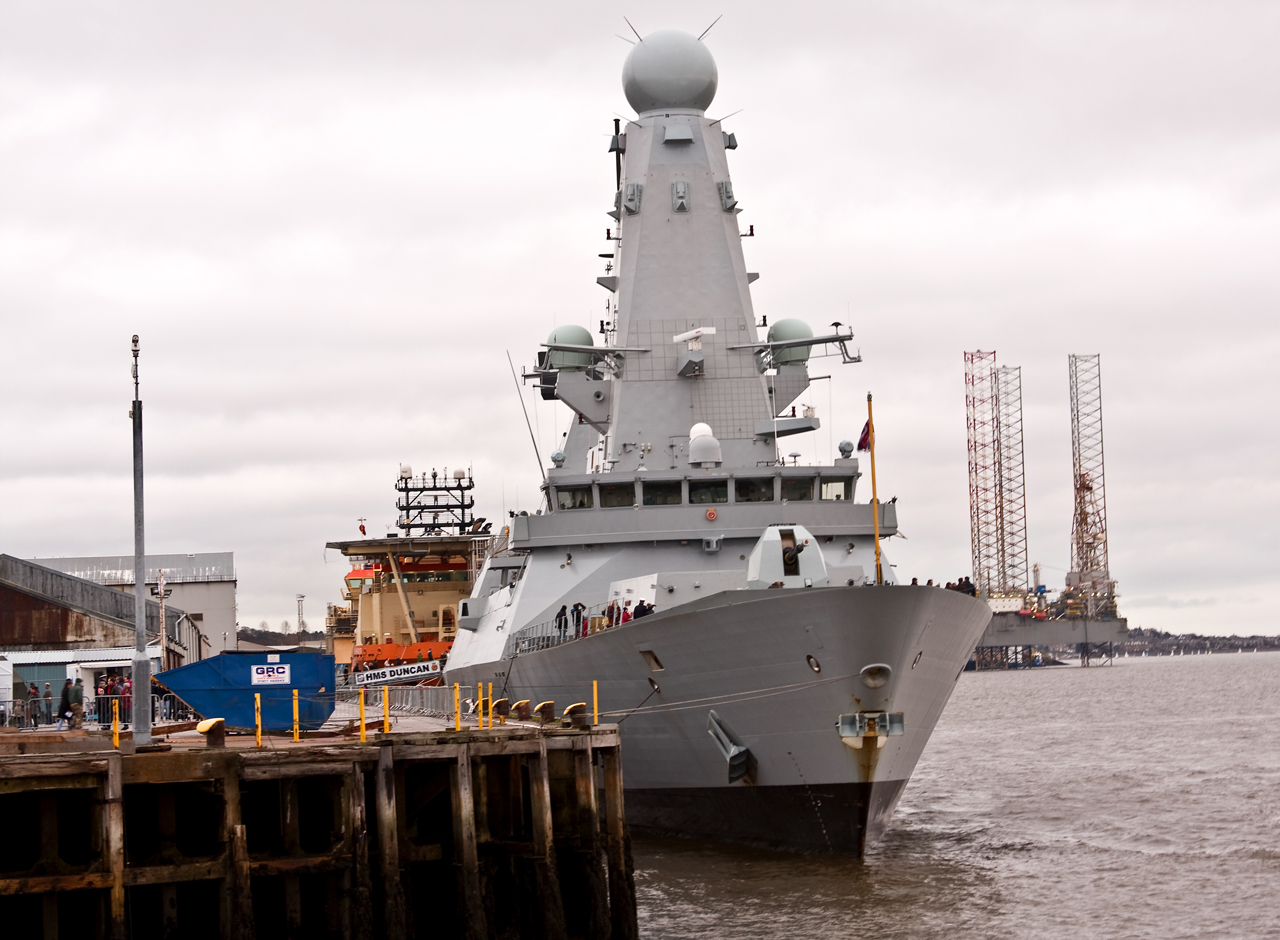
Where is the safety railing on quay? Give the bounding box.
[4,685,494,736]
[0,694,198,731]
[332,684,477,724]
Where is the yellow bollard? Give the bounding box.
[112,699,119,749]
[487,682,493,730]
[292,689,300,742]
[454,683,461,732]
[254,693,262,748]
[382,685,390,734]
[359,688,366,742]
[593,680,599,726]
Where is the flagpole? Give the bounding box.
[867,393,883,585]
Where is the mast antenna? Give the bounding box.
[623,17,643,41]
[698,15,723,41]
[507,351,549,490]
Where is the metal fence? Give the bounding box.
[332,685,477,725]
[0,694,198,731]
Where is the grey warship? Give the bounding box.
[445,28,992,855]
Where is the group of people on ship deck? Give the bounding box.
[908,576,978,595]
[554,597,656,641]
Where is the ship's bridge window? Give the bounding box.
[821,477,854,501]
[781,478,814,501]
[735,478,775,503]
[599,483,635,507]
[643,481,683,506]
[689,480,728,504]
[556,486,594,510]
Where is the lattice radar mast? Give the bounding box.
[1068,354,1114,614]
[965,351,1030,595]
[394,465,484,536]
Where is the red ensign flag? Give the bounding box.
[857,420,872,452]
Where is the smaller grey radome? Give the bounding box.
[688,424,723,467]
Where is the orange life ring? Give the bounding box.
[706,508,717,521]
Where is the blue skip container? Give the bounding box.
[158,651,336,731]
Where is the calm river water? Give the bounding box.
[633,653,1280,939]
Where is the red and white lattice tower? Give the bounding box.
[965,352,1000,592]
[966,353,1030,595]
[1068,354,1113,614]
[995,365,1029,593]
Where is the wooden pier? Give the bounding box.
[0,725,637,940]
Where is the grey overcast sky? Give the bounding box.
[1,2,1276,635]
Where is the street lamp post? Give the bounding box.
[131,335,152,745]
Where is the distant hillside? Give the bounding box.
[1123,628,1280,653]
[236,627,325,647]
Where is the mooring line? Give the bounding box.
[599,671,856,718]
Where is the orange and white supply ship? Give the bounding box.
[324,466,493,685]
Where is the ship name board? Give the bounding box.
[354,661,441,687]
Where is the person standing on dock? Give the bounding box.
[55,680,72,731]
[69,679,85,729]
[42,683,53,725]
[28,683,40,727]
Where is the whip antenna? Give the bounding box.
[507,351,548,490]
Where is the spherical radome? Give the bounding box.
[689,422,713,440]
[767,318,814,365]
[623,30,718,114]
[547,325,594,371]
[689,432,723,467]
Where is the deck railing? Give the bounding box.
[500,600,661,660]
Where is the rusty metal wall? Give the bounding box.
[0,583,137,649]
[0,555,184,651]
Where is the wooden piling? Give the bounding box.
[375,744,408,940]
[220,764,254,940]
[281,776,304,934]
[528,737,570,940]
[603,745,639,940]
[105,752,126,940]
[346,766,374,940]
[230,825,254,940]
[449,743,487,940]
[0,724,635,940]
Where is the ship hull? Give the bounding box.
[626,779,909,854]
[449,584,990,855]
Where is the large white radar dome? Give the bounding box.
[622,30,718,114]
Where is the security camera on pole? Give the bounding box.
[130,335,152,745]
